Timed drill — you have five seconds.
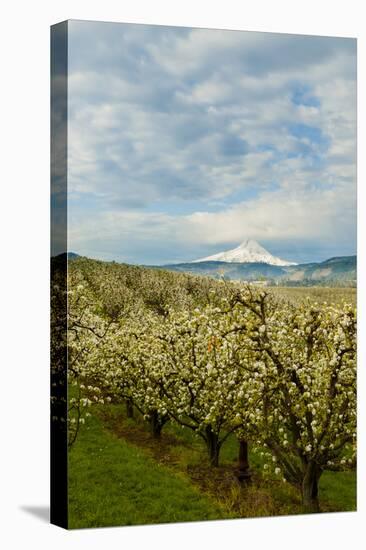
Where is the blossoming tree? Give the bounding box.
[229,287,356,511]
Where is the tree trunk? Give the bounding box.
[302,462,322,513]
[236,439,251,483]
[126,399,134,419]
[149,410,168,438]
[205,425,221,467]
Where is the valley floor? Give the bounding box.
[267,286,356,307]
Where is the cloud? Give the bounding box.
[69,178,356,264]
[66,21,356,264]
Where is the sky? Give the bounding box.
[67,20,357,265]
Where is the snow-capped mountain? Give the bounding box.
[192,239,297,267]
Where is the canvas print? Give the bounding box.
[51,20,357,529]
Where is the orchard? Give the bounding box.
[61,257,356,513]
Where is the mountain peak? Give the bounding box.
[238,238,267,251]
[193,239,297,266]
[240,238,258,246]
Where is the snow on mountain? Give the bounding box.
[192,239,298,266]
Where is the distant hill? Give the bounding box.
[52,251,80,261]
[158,255,356,286]
[67,252,80,260]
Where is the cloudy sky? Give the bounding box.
[67,20,356,265]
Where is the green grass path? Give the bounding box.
[68,414,224,529]
[69,406,356,528]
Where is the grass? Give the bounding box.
[268,286,356,307]
[68,403,356,528]
[319,470,357,512]
[68,412,225,529]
